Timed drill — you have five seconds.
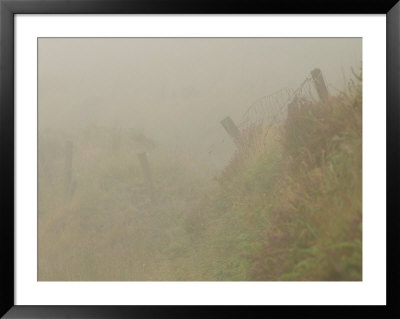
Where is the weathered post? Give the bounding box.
[311,68,329,102]
[137,152,155,203]
[64,140,73,201]
[220,116,243,148]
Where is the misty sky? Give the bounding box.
[38,38,361,166]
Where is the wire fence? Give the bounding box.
[212,68,333,156]
[237,76,319,131]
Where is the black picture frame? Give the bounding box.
[1,0,398,318]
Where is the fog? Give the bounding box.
[39,38,361,168]
[38,38,362,281]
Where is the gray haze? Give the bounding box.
[38,38,361,167]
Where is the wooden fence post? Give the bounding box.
[137,152,155,203]
[220,116,243,148]
[64,140,73,201]
[311,68,329,102]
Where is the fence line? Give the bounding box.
[238,75,320,131]
[219,69,329,150]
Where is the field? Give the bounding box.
[38,69,362,281]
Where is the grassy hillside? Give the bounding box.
[159,76,362,281]
[39,77,362,281]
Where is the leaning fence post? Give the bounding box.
[220,116,243,148]
[311,68,329,102]
[64,140,73,201]
[137,152,155,203]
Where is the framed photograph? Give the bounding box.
[1,0,398,317]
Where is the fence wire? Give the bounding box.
[238,77,318,130]
[208,75,321,156]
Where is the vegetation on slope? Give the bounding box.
[176,75,362,281]
[39,76,362,281]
